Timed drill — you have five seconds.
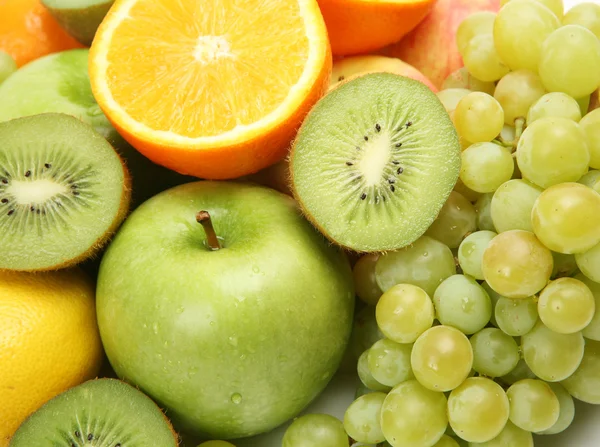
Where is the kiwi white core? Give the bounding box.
[194,36,233,64]
[7,180,68,205]
[358,132,392,187]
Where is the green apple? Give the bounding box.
[96,181,355,440]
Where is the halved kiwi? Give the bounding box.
[290,72,461,252]
[9,378,179,446]
[0,113,130,271]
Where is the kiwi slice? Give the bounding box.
[0,113,130,271]
[290,73,461,252]
[41,0,114,46]
[9,378,179,446]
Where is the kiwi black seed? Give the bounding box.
[9,379,179,447]
[0,113,131,271]
[290,72,461,252]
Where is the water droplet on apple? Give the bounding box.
[176,306,184,314]
[252,265,260,274]
[152,322,159,334]
[228,336,238,347]
[231,393,242,404]
[209,321,215,326]
[188,366,198,377]
[164,340,170,347]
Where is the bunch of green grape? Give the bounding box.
[280,1,600,446]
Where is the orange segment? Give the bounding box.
[90,0,331,180]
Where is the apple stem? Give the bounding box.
[196,210,221,250]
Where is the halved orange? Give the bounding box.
[89,0,331,180]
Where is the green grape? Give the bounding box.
[494,70,546,126]
[507,379,559,432]
[462,33,510,83]
[527,92,582,124]
[350,305,384,359]
[456,12,497,54]
[460,143,513,193]
[0,51,17,85]
[353,254,383,305]
[578,169,600,188]
[576,242,600,283]
[434,435,460,447]
[494,1,560,72]
[579,108,600,169]
[482,282,502,327]
[442,67,495,95]
[282,414,349,447]
[522,321,584,382]
[380,380,448,447]
[411,325,473,392]
[538,277,595,334]
[455,178,482,203]
[358,349,391,392]
[495,296,538,337]
[375,236,456,295]
[500,0,564,19]
[490,179,542,233]
[467,420,533,447]
[437,88,472,114]
[470,328,520,377]
[343,392,386,444]
[516,118,589,188]
[197,442,236,447]
[499,358,537,386]
[551,251,578,279]
[433,275,492,334]
[537,382,575,435]
[561,339,600,404]
[482,230,553,299]
[474,193,495,232]
[454,93,504,143]
[458,231,497,280]
[563,2,600,39]
[367,339,414,387]
[425,191,477,249]
[375,284,434,344]
[575,273,600,341]
[532,183,600,254]
[539,25,600,98]
[448,377,509,443]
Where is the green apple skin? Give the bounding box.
[96,181,355,440]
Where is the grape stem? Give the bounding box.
[196,210,221,250]
[495,117,526,151]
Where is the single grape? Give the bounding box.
[532,183,600,254]
[551,251,578,279]
[411,325,473,392]
[561,339,600,404]
[282,414,349,447]
[536,382,575,435]
[579,108,600,169]
[456,12,497,54]
[578,169,600,188]
[490,179,542,233]
[575,273,600,341]
[482,230,553,299]
[197,441,236,447]
[506,379,559,432]
[375,284,434,344]
[425,191,477,249]
[350,306,384,359]
[501,0,564,18]
[448,377,509,443]
[435,435,460,447]
[343,392,386,444]
[495,296,538,337]
[482,282,502,327]
[367,339,414,387]
[458,231,497,280]
[474,193,495,232]
[375,236,456,295]
[357,349,391,392]
[516,118,589,188]
[0,51,17,85]
[522,321,584,382]
[433,275,492,334]
[494,70,546,126]
[470,328,520,377]
[460,142,514,194]
[563,2,600,39]
[527,92,582,124]
[467,420,533,447]
[499,358,537,386]
[494,1,560,72]
[538,277,595,334]
[576,242,600,283]
[353,254,382,305]
[380,380,448,447]
[442,67,495,95]
[454,93,504,143]
[437,88,473,114]
[455,178,482,203]
[462,33,510,82]
[539,25,600,98]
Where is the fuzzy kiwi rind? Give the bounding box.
[9,378,179,447]
[0,113,131,272]
[290,72,461,253]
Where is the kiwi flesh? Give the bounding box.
[290,72,461,252]
[0,113,130,271]
[41,0,114,46]
[9,378,179,447]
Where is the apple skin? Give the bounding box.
[96,181,355,440]
[388,0,500,88]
